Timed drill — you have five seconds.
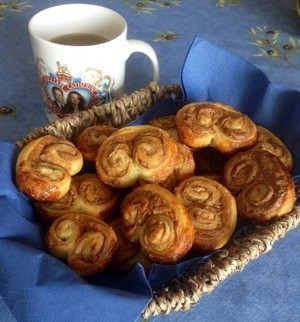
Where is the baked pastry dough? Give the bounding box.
[148,115,181,142]
[174,176,237,252]
[110,218,152,271]
[175,102,257,153]
[159,141,195,190]
[96,125,178,188]
[120,184,195,264]
[45,213,118,276]
[223,150,295,224]
[35,174,119,223]
[250,125,293,172]
[75,125,118,162]
[16,135,83,202]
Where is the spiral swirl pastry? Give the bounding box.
[96,125,178,188]
[45,213,118,276]
[35,174,120,223]
[250,125,293,172]
[109,218,152,271]
[174,176,237,252]
[120,184,195,264]
[223,150,295,224]
[160,142,195,190]
[16,135,83,202]
[148,115,181,142]
[75,125,118,162]
[175,102,257,153]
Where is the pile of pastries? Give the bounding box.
[15,101,295,277]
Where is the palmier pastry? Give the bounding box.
[45,213,118,276]
[223,150,295,224]
[120,184,195,264]
[159,141,195,190]
[16,135,83,202]
[96,125,178,188]
[75,125,118,162]
[35,174,119,223]
[110,218,152,271]
[175,102,257,153]
[174,176,237,252]
[148,115,181,142]
[250,125,293,172]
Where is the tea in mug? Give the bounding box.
[50,33,110,46]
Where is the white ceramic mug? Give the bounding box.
[28,4,159,122]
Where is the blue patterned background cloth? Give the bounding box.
[0,1,299,322]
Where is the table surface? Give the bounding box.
[0,1,299,321]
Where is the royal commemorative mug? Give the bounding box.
[28,4,160,122]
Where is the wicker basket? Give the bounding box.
[17,82,300,319]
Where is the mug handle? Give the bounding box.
[127,39,160,83]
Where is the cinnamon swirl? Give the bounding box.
[223,150,295,224]
[175,102,257,153]
[16,135,83,202]
[174,176,237,252]
[148,115,181,142]
[250,125,293,172]
[35,174,120,223]
[45,213,118,276]
[75,125,118,162]
[110,217,152,271]
[96,125,178,188]
[120,184,195,264]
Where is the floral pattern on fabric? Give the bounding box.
[124,0,181,13]
[248,26,300,66]
[0,1,32,20]
[154,31,179,42]
[216,0,240,6]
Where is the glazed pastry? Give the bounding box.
[148,115,181,142]
[110,217,152,271]
[45,213,118,276]
[160,141,195,190]
[75,125,118,162]
[175,102,257,153]
[35,174,120,223]
[96,125,178,188]
[16,135,83,202]
[174,176,237,252]
[250,125,293,171]
[120,184,195,264]
[223,150,295,224]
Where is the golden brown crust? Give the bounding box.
[96,125,178,188]
[120,184,195,264]
[174,176,237,252]
[15,135,83,202]
[75,125,118,162]
[175,102,257,153]
[148,115,181,142]
[159,142,195,190]
[45,213,118,276]
[223,150,295,224]
[250,125,293,172]
[110,217,152,271]
[35,174,120,223]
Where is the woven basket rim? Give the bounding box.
[16,82,183,148]
[141,182,300,318]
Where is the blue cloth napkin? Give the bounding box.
[1,37,299,321]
